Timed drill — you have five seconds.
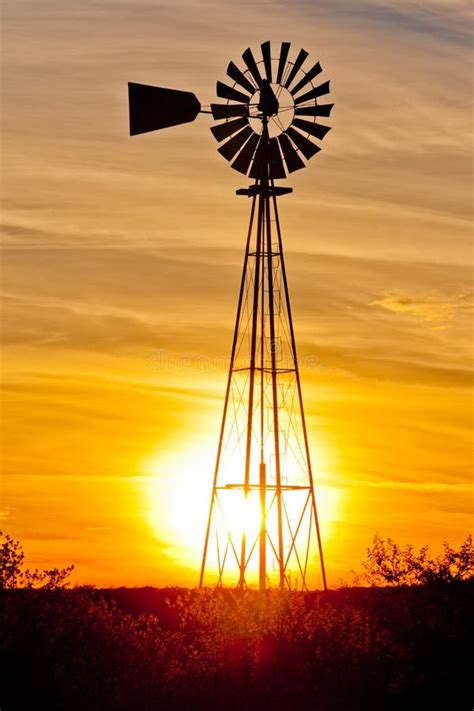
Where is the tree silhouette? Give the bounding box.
[361,533,473,586]
[0,531,73,590]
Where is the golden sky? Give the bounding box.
[1,0,472,587]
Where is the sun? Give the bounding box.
[142,442,264,571]
[142,437,344,581]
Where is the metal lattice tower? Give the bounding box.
[128,41,333,591]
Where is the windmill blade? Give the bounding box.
[227,61,256,96]
[210,117,249,142]
[277,133,305,173]
[216,81,250,104]
[276,42,291,85]
[290,61,322,96]
[249,138,267,179]
[242,47,264,88]
[261,41,272,82]
[284,48,309,90]
[231,133,260,175]
[218,125,253,161]
[295,103,334,118]
[248,136,286,179]
[128,83,201,135]
[293,118,332,141]
[268,137,286,179]
[293,80,331,105]
[286,126,321,159]
[211,103,248,120]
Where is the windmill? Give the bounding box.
[128,41,333,591]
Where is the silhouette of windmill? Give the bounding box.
[128,41,333,591]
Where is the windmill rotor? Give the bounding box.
[210,41,333,179]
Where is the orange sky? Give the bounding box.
[1,0,473,587]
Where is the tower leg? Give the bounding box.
[259,462,266,592]
[238,191,264,590]
[265,192,285,590]
[271,188,328,591]
[199,195,257,589]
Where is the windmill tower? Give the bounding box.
[128,41,333,591]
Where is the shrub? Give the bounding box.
[360,533,473,586]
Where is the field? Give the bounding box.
[1,582,472,710]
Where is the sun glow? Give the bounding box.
[143,437,344,582]
[143,444,214,565]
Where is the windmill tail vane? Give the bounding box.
[128,41,333,591]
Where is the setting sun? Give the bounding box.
[143,435,344,589]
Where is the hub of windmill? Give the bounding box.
[257,79,280,116]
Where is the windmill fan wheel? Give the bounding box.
[210,41,334,180]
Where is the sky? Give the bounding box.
[1,0,472,587]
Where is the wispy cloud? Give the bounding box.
[371,292,473,323]
[324,0,473,45]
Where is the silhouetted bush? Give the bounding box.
[1,532,472,710]
[359,533,473,586]
[1,582,472,710]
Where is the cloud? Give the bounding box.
[371,292,473,323]
[349,477,472,494]
[323,0,473,45]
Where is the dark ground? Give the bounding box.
[1,582,472,710]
